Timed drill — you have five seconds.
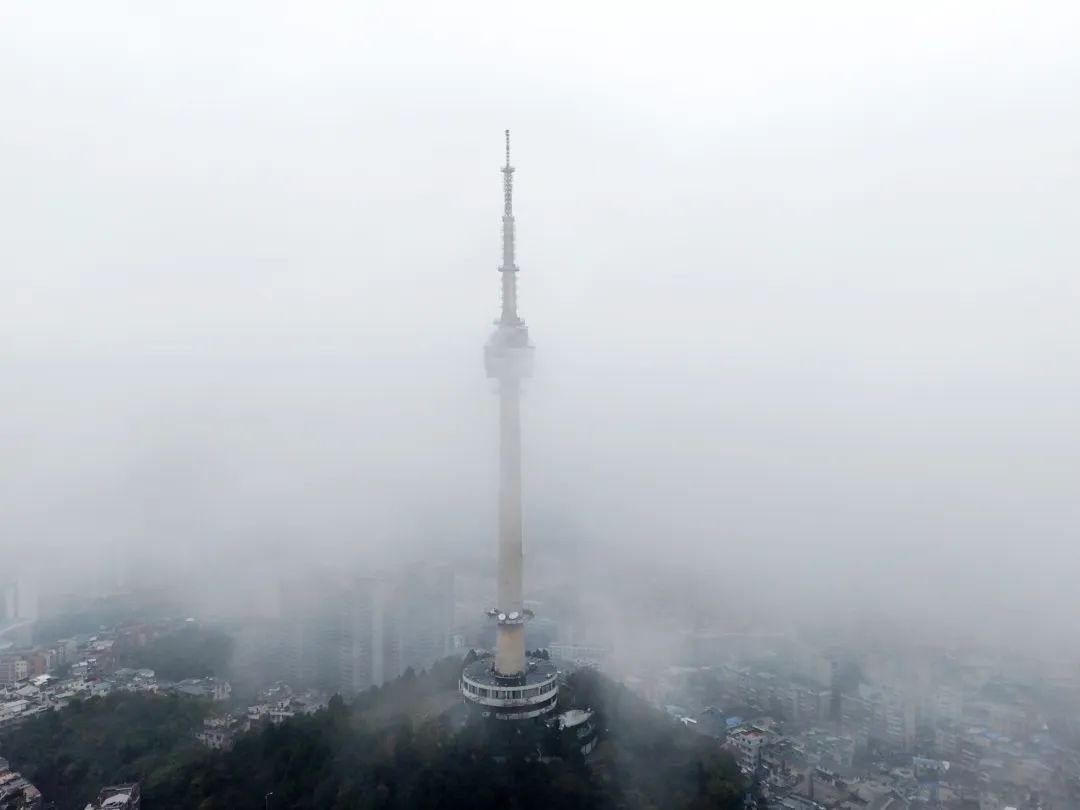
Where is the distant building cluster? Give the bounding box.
[0,620,233,734]
[626,633,1080,808]
[0,636,82,687]
[193,682,328,752]
[231,564,455,698]
[0,620,150,692]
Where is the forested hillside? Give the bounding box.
[0,691,210,810]
[2,658,746,810]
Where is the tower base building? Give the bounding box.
[461,657,559,720]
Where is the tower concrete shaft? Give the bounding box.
[495,376,525,675]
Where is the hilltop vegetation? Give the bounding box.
[570,672,745,809]
[2,658,746,810]
[0,691,210,810]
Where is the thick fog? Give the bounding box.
[3,3,1078,654]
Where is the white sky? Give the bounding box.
[2,1,1078,649]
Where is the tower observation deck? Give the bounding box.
[462,132,558,721]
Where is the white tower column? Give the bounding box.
[463,132,557,720]
[495,377,525,675]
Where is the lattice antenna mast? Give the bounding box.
[499,129,520,325]
[503,129,513,216]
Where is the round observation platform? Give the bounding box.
[461,658,559,721]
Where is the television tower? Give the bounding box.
[461,132,558,720]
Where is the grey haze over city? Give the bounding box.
[3,1,1079,660]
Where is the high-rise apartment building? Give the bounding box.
[338,565,454,694]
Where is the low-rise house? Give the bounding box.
[171,678,231,702]
[83,783,140,810]
[0,765,43,810]
[196,715,242,750]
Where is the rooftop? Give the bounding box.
[462,658,557,688]
[559,709,593,729]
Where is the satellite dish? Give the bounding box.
[509,611,520,620]
[498,613,507,622]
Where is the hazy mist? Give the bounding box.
[3,2,1079,655]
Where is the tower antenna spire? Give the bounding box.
[502,129,514,218]
[499,129,518,323]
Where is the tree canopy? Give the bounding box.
[0,691,210,810]
[3,659,745,810]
